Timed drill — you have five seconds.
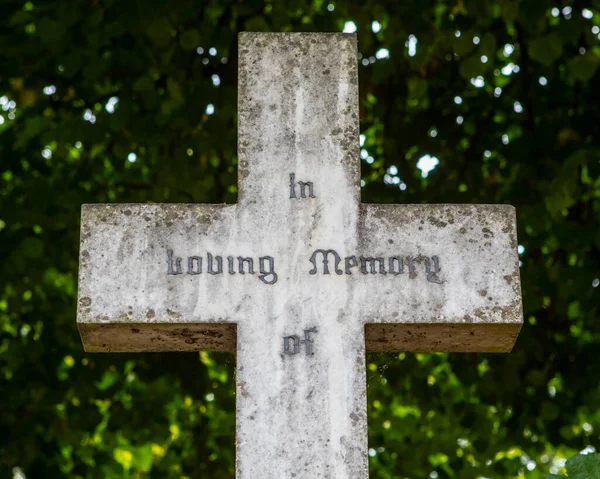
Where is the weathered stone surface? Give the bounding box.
[77,32,523,478]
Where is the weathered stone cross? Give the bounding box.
[77,33,522,478]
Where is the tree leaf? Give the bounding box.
[452,32,475,56]
[566,454,600,479]
[179,29,200,51]
[529,33,563,66]
[500,0,519,24]
[459,55,483,79]
[132,444,154,472]
[568,53,600,82]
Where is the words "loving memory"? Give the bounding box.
[167,249,443,285]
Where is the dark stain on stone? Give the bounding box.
[428,216,447,228]
[79,297,92,307]
[201,330,223,338]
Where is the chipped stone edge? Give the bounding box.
[78,322,238,353]
[78,321,521,354]
[365,322,522,353]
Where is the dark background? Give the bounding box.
[1,1,599,478]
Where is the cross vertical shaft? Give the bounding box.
[234,33,368,478]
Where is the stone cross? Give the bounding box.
[77,33,523,478]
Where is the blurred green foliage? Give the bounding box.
[1,0,599,478]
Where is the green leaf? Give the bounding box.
[14,116,45,149]
[452,33,475,56]
[179,29,200,51]
[500,0,519,24]
[19,237,44,259]
[133,76,154,93]
[479,32,497,58]
[132,443,153,471]
[529,33,563,66]
[471,0,494,26]
[407,77,428,101]
[38,17,66,43]
[96,370,118,391]
[167,78,182,100]
[566,454,600,479]
[113,448,133,470]
[519,2,547,34]
[459,55,483,79]
[145,18,172,47]
[568,53,600,82]
[540,400,559,420]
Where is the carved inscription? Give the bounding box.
[167,249,278,284]
[283,328,318,356]
[309,249,443,284]
[289,173,315,199]
[167,249,443,284]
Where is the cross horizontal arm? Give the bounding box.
[356,203,522,353]
[78,203,522,353]
[78,203,244,352]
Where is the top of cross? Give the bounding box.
[237,33,360,212]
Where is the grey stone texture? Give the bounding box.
[77,33,523,478]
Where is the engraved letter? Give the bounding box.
[388,256,404,276]
[259,256,278,285]
[309,249,343,275]
[207,253,223,275]
[227,256,235,274]
[289,173,296,198]
[303,328,318,356]
[406,257,417,276]
[426,256,443,284]
[238,257,255,275]
[167,249,183,275]
[360,257,387,275]
[298,181,315,198]
[187,256,202,275]
[284,335,300,355]
[345,256,359,274]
